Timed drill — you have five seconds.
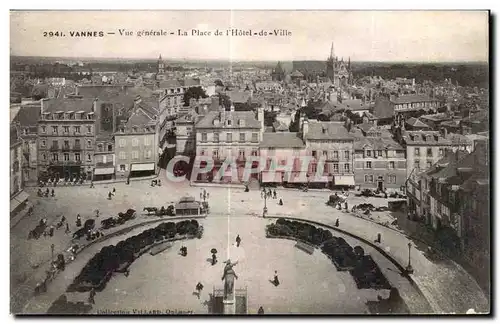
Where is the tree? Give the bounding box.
[264,111,277,127]
[214,79,224,87]
[219,93,231,110]
[182,86,208,106]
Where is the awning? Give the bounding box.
[94,167,115,175]
[131,163,155,171]
[10,191,29,213]
[334,175,355,186]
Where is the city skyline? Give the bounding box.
[10,10,489,62]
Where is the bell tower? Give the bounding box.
[326,42,335,82]
[157,54,165,74]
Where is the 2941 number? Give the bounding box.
[43,31,65,37]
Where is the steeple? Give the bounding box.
[158,54,162,61]
[330,42,334,60]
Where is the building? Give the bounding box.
[372,94,442,126]
[325,42,352,89]
[12,101,41,183]
[259,132,306,184]
[37,98,97,181]
[10,124,28,216]
[271,61,285,82]
[157,54,165,75]
[114,105,159,180]
[175,110,198,156]
[353,130,406,191]
[194,107,263,183]
[301,118,355,188]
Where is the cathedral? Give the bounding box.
[271,61,285,81]
[326,42,352,89]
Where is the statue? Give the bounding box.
[221,259,238,300]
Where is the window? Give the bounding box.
[388,175,396,184]
[214,133,219,142]
[108,144,113,151]
[251,149,258,156]
[87,140,92,148]
[41,140,46,147]
[52,140,58,148]
[227,133,232,142]
[132,138,139,147]
[144,137,151,146]
[119,152,126,159]
[75,139,80,147]
[239,133,245,142]
[366,150,371,157]
[75,153,81,161]
[200,149,205,156]
[333,151,339,159]
[344,163,350,172]
[132,126,138,133]
[426,161,432,169]
[311,163,317,173]
[63,126,70,133]
[52,126,58,134]
[64,140,69,148]
[97,144,103,152]
[415,148,420,156]
[52,153,58,161]
[344,151,350,159]
[439,148,444,156]
[42,153,46,160]
[41,126,46,133]
[119,139,126,147]
[145,150,152,159]
[74,126,81,134]
[213,149,219,158]
[333,163,339,173]
[202,133,207,142]
[87,126,92,133]
[312,150,317,158]
[323,150,328,157]
[366,161,372,169]
[389,161,395,169]
[415,161,420,170]
[87,154,92,162]
[364,175,374,183]
[377,150,382,157]
[252,133,259,142]
[120,164,126,172]
[227,120,232,126]
[427,148,433,157]
[132,151,139,159]
[239,149,245,157]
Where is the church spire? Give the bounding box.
[330,42,335,60]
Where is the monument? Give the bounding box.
[221,259,238,314]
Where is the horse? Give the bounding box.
[143,207,158,215]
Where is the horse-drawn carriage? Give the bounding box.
[143,205,175,216]
[73,219,96,239]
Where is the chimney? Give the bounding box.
[92,99,97,112]
[302,119,309,139]
[443,127,448,139]
[40,98,44,114]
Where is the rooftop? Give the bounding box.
[391,94,439,104]
[305,121,353,141]
[402,130,451,145]
[354,136,403,150]
[195,110,261,129]
[260,132,305,148]
[42,98,95,113]
[406,117,430,129]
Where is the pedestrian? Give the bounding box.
[49,225,54,237]
[212,253,217,265]
[90,181,94,188]
[344,201,348,210]
[108,192,112,200]
[112,187,116,194]
[88,288,96,304]
[207,192,209,199]
[200,192,203,200]
[76,214,82,227]
[273,271,280,286]
[258,306,265,314]
[61,215,66,223]
[335,218,339,227]
[195,282,204,299]
[273,190,277,199]
[95,209,100,217]
[65,223,70,234]
[236,235,241,247]
[279,198,283,206]
[158,179,161,186]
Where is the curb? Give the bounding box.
[264,215,436,313]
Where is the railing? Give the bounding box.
[72,145,82,151]
[49,146,59,151]
[62,146,71,152]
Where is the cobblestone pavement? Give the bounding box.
[22,216,427,314]
[11,174,489,314]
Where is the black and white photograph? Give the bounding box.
[8,10,490,315]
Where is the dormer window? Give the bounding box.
[238,119,245,126]
[322,127,327,134]
[132,126,138,133]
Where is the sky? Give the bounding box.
[10,10,489,62]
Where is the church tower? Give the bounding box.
[326,42,335,82]
[157,54,165,74]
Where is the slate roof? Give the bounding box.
[13,104,41,126]
[402,130,451,145]
[260,132,305,148]
[447,133,473,146]
[354,136,403,150]
[159,79,183,89]
[273,121,289,132]
[42,98,95,113]
[406,117,430,128]
[391,94,438,104]
[195,110,261,129]
[305,121,353,140]
[372,97,394,119]
[182,78,201,87]
[423,150,469,179]
[10,106,20,124]
[125,109,155,128]
[290,70,304,78]
[227,91,251,104]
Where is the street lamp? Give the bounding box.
[406,242,414,274]
[261,189,268,217]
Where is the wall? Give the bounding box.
[114,132,157,178]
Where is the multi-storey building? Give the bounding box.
[12,101,41,182]
[301,118,355,188]
[114,106,159,179]
[175,110,198,156]
[37,98,97,181]
[194,107,263,182]
[259,132,306,184]
[353,126,406,191]
[10,124,24,197]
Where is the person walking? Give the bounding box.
[112,187,116,194]
[273,190,277,199]
[90,181,94,188]
[335,218,339,227]
[88,288,96,304]
[76,214,82,227]
[195,282,204,299]
[236,235,241,247]
[258,306,265,314]
[65,223,70,234]
[95,209,100,217]
[273,271,280,286]
[108,192,112,200]
[51,189,55,197]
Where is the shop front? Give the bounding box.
[130,162,156,178]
